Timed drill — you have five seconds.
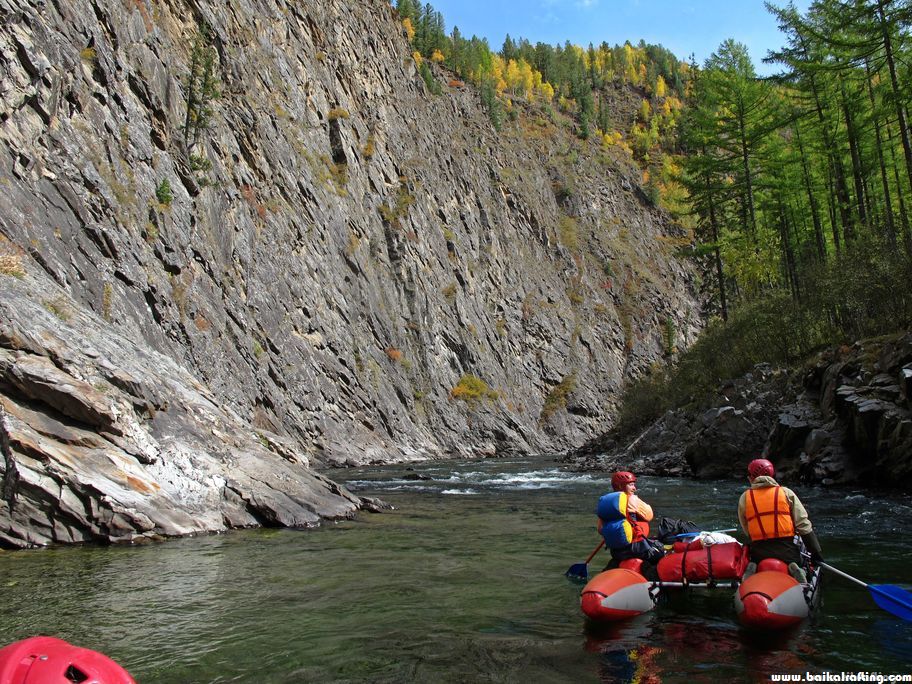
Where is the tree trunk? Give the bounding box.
[839,76,865,240]
[826,161,842,253]
[794,122,827,260]
[865,61,897,247]
[706,169,728,321]
[878,0,912,202]
[887,123,912,257]
[778,197,800,300]
[799,34,853,243]
[738,104,758,239]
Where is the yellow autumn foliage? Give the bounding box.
[402,17,415,42]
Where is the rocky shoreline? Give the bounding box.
[0,279,393,548]
[563,333,912,491]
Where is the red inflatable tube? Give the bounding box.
[580,568,657,621]
[0,636,136,684]
[734,563,816,630]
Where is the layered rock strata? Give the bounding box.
[0,0,699,546]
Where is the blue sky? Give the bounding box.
[421,0,813,76]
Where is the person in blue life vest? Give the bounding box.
[738,458,824,582]
[597,471,665,569]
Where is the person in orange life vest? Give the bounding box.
[597,471,665,564]
[738,458,823,579]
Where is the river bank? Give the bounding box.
[565,333,912,490]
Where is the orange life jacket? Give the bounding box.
[626,496,651,541]
[745,486,795,540]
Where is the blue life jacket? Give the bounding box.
[597,491,635,549]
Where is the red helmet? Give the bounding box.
[0,636,136,683]
[748,458,775,479]
[611,471,637,491]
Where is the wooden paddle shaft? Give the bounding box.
[585,540,605,564]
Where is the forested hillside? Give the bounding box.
[399,0,912,352]
[627,0,912,424]
[398,0,912,485]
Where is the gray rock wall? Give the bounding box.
[775,335,912,487]
[0,0,700,546]
[566,336,912,491]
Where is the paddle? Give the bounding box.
[565,540,604,580]
[819,562,912,621]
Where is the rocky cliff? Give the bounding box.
[0,0,699,547]
[565,334,912,490]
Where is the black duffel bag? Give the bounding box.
[656,516,701,544]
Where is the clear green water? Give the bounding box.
[0,456,910,683]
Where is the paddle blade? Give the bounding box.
[566,562,589,581]
[869,584,912,621]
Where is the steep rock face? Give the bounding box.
[565,335,912,491]
[772,335,912,487]
[0,0,700,546]
[564,364,792,478]
[0,276,372,548]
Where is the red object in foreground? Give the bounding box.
[0,636,135,684]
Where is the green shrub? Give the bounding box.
[558,215,579,251]
[183,25,220,149]
[155,179,173,206]
[190,154,212,172]
[614,240,912,436]
[567,286,585,305]
[379,185,415,228]
[663,316,676,357]
[552,179,574,204]
[362,133,376,159]
[419,62,441,95]
[614,363,671,435]
[480,79,502,131]
[541,373,577,421]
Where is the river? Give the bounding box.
[1,456,910,683]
